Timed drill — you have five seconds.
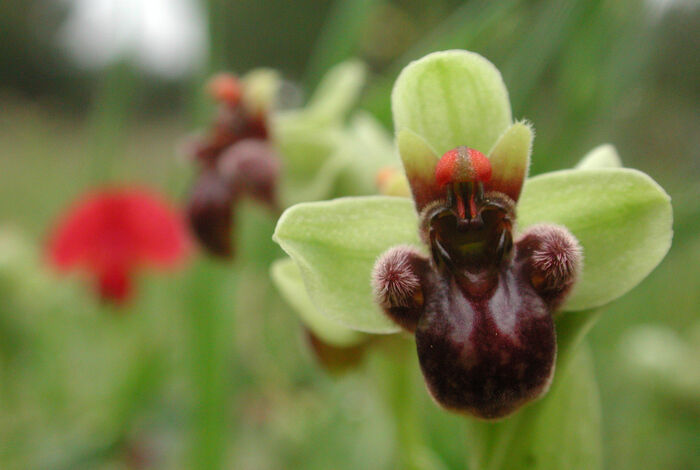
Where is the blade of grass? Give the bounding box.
[185,0,228,128]
[187,259,236,470]
[500,0,594,113]
[88,61,138,182]
[537,3,655,169]
[205,0,231,72]
[361,0,520,125]
[304,0,379,90]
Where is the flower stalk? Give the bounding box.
[186,259,236,470]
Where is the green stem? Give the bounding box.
[183,6,239,467]
[464,310,604,470]
[373,339,444,470]
[187,259,236,470]
[88,61,137,183]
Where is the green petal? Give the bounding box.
[517,168,673,311]
[575,144,622,169]
[241,68,281,116]
[273,196,421,333]
[280,151,349,206]
[273,114,342,177]
[271,60,366,186]
[487,121,533,201]
[332,112,398,196]
[392,50,512,155]
[307,60,366,125]
[397,128,442,210]
[271,258,365,347]
[347,112,395,171]
[273,111,348,205]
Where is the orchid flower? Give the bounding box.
[272,50,671,429]
[186,61,396,258]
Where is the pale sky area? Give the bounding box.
[57,0,207,78]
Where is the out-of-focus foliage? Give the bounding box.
[0,0,698,469]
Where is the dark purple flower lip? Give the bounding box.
[373,147,581,419]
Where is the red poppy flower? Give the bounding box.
[47,188,191,303]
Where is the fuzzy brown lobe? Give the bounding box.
[372,246,431,332]
[517,224,582,310]
[372,245,422,308]
[218,139,281,212]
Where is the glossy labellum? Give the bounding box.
[373,148,581,419]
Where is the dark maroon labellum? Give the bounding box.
[218,139,281,212]
[373,147,581,419]
[415,250,556,419]
[186,169,235,258]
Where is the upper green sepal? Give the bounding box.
[392,50,512,155]
[273,196,421,333]
[271,61,396,206]
[517,168,673,311]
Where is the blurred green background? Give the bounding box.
[1,0,698,469]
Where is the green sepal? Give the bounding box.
[273,196,421,333]
[392,50,512,155]
[271,258,365,346]
[306,60,367,125]
[517,168,673,311]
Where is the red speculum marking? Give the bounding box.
[435,147,492,188]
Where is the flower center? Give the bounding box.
[425,148,514,284]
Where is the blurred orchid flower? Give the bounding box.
[186,61,396,259]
